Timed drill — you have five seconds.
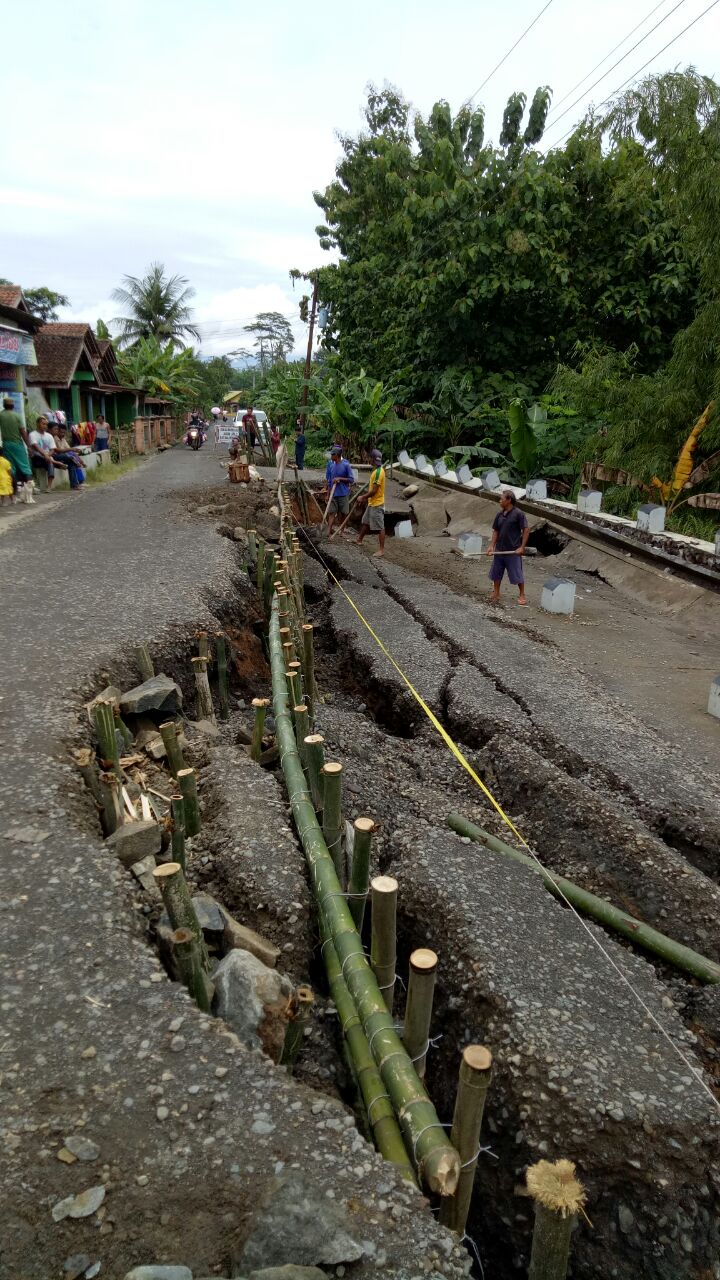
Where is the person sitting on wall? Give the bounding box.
[29,416,69,491]
[51,422,86,491]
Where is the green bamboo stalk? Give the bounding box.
[113,707,133,751]
[280,984,315,1070]
[215,633,229,721]
[526,1160,586,1280]
[304,734,325,810]
[320,912,416,1184]
[403,948,438,1079]
[93,700,121,780]
[348,817,374,931]
[268,603,460,1196]
[250,698,270,762]
[135,644,155,681]
[255,535,266,595]
[172,926,213,1012]
[371,876,398,1014]
[196,631,210,661]
[279,626,295,661]
[159,720,186,778]
[293,704,309,756]
[439,1045,493,1234]
[192,656,215,723]
[447,812,720,984]
[170,793,186,871]
[153,862,207,960]
[302,624,317,726]
[74,747,107,831]
[99,770,123,834]
[177,767,201,836]
[322,762,344,884]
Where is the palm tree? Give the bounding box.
[112,262,199,350]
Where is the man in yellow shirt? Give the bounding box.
[355,447,386,557]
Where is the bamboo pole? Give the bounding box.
[320,913,416,1184]
[255,535,266,595]
[93,700,121,780]
[177,767,201,836]
[159,720,186,778]
[172,927,213,1013]
[447,812,720,984]
[99,770,123,834]
[192,656,215,723]
[246,528,257,568]
[282,641,294,668]
[170,793,186,871]
[526,1160,586,1280]
[322,762,344,884]
[439,1046,493,1234]
[279,626,295,660]
[302,624,317,726]
[113,707,133,751]
[135,644,155,681]
[403,948,438,1079]
[196,631,210,661]
[153,862,205,949]
[286,670,300,711]
[304,734,325,810]
[293,704,309,757]
[280,984,314,1070]
[371,876,398,1015]
[250,697,270,762]
[215,633,229,722]
[348,817,374,932]
[269,602,459,1195]
[74,747,108,832]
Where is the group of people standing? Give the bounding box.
[322,441,386,557]
[0,397,112,503]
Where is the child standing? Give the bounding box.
[0,448,15,504]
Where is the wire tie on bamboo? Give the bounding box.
[410,1033,443,1065]
[366,1093,392,1122]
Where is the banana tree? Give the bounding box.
[313,372,396,456]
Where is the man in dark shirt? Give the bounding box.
[486,490,529,605]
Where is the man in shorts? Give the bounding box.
[355,447,386,557]
[486,489,529,605]
[324,443,354,536]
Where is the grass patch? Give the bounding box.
[84,456,146,486]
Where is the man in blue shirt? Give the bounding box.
[324,443,355,536]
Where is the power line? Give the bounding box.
[546,0,673,117]
[543,0,689,136]
[548,0,720,147]
[466,0,556,103]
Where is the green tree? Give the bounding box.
[96,319,110,339]
[0,280,69,321]
[112,262,199,350]
[192,355,237,410]
[243,312,295,372]
[116,338,201,405]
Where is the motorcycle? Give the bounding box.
[187,424,204,451]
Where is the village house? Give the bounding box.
[0,285,42,420]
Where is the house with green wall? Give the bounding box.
[26,323,144,425]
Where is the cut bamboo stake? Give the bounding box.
[447,812,720,984]
[153,862,205,949]
[302,624,317,726]
[371,876,398,1014]
[268,606,458,1195]
[250,698,270,762]
[286,670,299,711]
[527,1160,586,1280]
[215,633,229,721]
[403,948,438,1079]
[293,704,309,757]
[255,535,266,595]
[93,700,121,780]
[196,631,210,661]
[348,817,374,932]
[282,641,294,668]
[172,927,213,1012]
[159,720,186,778]
[192,656,215,723]
[135,644,155,681]
[99,771,123,834]
[320,913,416,1184]
[304,734,325,810]
[177,767,201,837]
[322,762,344,884]
[170,793,186,871]
[114,707,133,751]
[74,747,107,830]
[439,1045,493,1234]
[280,984,315,1069]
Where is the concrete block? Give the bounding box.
[397,450,415,469]
[708,676,720,720]
[413,454,435,476]
[481,468,501,491]
[637,503,666,534]
[577,488,602,514]
[456,464,484,490]
[106,820,162,869]
[540,577,576,616]
[433,458,448,477]
[444,470,459,484]
[526,478,547,501]
[457,532,483,557]
[394,519,414,538]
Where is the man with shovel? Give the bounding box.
[323,443,355,537]
[486,490,529,605]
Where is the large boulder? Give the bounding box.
[212,949,293,1059]
[119,675,182,717]
[239,1174,363,1271]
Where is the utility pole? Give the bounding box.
[299,277,319,428]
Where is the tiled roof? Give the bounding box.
[43,323,90,336]
[26,333,85,387]
[0,285,23,308]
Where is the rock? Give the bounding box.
[64,1255,92,1279]
[57,1146,77,1163]
[85,1264,101,1278]
[135,720,167,760]
[85,684,122,721]
[106,821,161,869]
[212,950,293,1060]
[119,675,182,717]
[190,718,220,739]
[4,825,50,845]
[64,1134,100,1162]
[222,910,281,969]
[123,1270,193,1280]
[239,1174,363,1270]
[248,1269,328,1280]
[191,893,226,940]
[401,484,419,499]
[618,1204,635,1234]
[131,855,161,896]
[52,1185,105,1222]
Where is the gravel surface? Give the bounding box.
[0,450,470,1280]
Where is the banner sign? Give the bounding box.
[0,327,37,367]
[216,423,238,444]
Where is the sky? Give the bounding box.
[2,0,717,359]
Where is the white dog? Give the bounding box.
[18,479,36,505]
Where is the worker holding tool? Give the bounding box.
[355,447,386,557]
[323,443,355,537]
[486,490,530,606]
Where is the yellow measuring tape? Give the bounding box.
[316,551,532,851]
